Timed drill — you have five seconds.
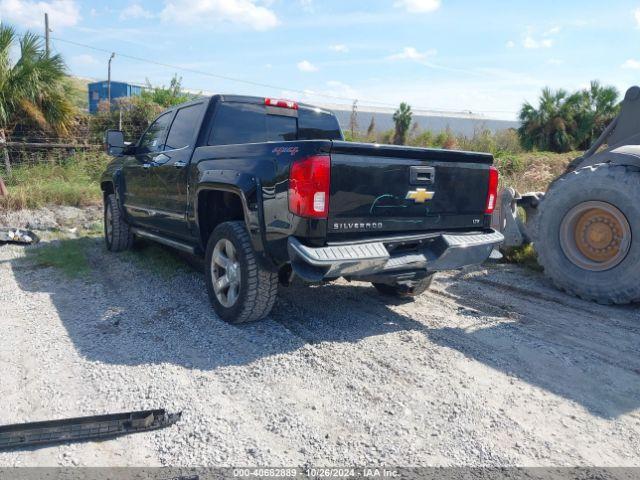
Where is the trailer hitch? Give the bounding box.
[0,409,181,451]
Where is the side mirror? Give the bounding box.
[105,130,125,156]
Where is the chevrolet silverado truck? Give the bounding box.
[101,95,503,323]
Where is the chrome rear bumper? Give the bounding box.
[288,230,504,282]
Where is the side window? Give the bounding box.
[138,112,173,153]
[165,104,203,150]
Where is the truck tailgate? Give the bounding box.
[327,142,493,238]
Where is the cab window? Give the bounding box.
[165,103,203,150]
[138,112,173,153]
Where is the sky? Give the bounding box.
[2,0,640,120]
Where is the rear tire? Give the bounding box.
[205,221,278,323]
[372,275,434,298]
[535,164,640,304]
[104,193,133,252]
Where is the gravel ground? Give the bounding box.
[0,207,639,467]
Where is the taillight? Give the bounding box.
[265,98,299,110]
[288,155,330,219]
[485,166,499,214]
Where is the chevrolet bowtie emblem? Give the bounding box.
[406,188,435,203]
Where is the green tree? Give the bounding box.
[518,82,620,153]
[141,74,191,108]
[0,25,75,175]
[89,96,163,144]
[572,81,620,149]
[392,102,412,145]
[518,87,579,153]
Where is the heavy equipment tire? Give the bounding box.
[535,164,640,304]
[372,275,434,298]
[104,193,133,252]
[205,221,278,323]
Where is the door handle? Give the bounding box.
[174,160,187,168]
[410,166,435,185]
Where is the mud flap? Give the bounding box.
[0,409,181,451]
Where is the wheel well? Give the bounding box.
[198,190,246,247]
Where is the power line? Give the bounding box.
[36,32,518,117]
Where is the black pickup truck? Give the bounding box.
[101,95,503,323]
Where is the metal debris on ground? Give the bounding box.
[0,409,181,451]
[0,228,39,245]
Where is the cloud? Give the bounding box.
[329,44,349,53]
[388,46,437,62]
[394,0,441,13]
[324,80,358,98]
[635,8,640,27]
[160,0,278,31]
[71,53,98,65]
[120,3,154,20]
[544,26,561,36]
[547,58,563,65]
[0,0,80,28]
[506,40,515,48]
[522,25,557,49]
[524,36,553,48]
[622,59,640,69]
[297,60,318,72]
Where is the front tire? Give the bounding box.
[535,164,640,304]
[372,275,434,298]
[104,193,133,252]
[205,221,278,323]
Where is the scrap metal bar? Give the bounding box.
[4,142,99,149]
[0,409,181,451]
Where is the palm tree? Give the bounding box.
[0,25,75,175]
[572,81,620,149]
[393,102,412,145]
[518,82,620,153]
[518,87,578,153]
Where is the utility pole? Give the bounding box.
[349,100,358,139]
[107,52,115,111]
[44,13,50,56]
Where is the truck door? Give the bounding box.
[123,111,174,229]
[145,102,206,239]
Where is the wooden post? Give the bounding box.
[0,129,11,178]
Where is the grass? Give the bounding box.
[495,150,577,193]
[124,242,190,278]
[0,152,110,210]
[28,237,94,277]
[501,244,543,272]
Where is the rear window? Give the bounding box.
[298,108,343,140]
[207,101,343,146]
[208,102,296,146]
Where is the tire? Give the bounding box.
[372,275,434,298]
[535,164,640,304]
[205,221,278,323]
[104,193,133,252]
